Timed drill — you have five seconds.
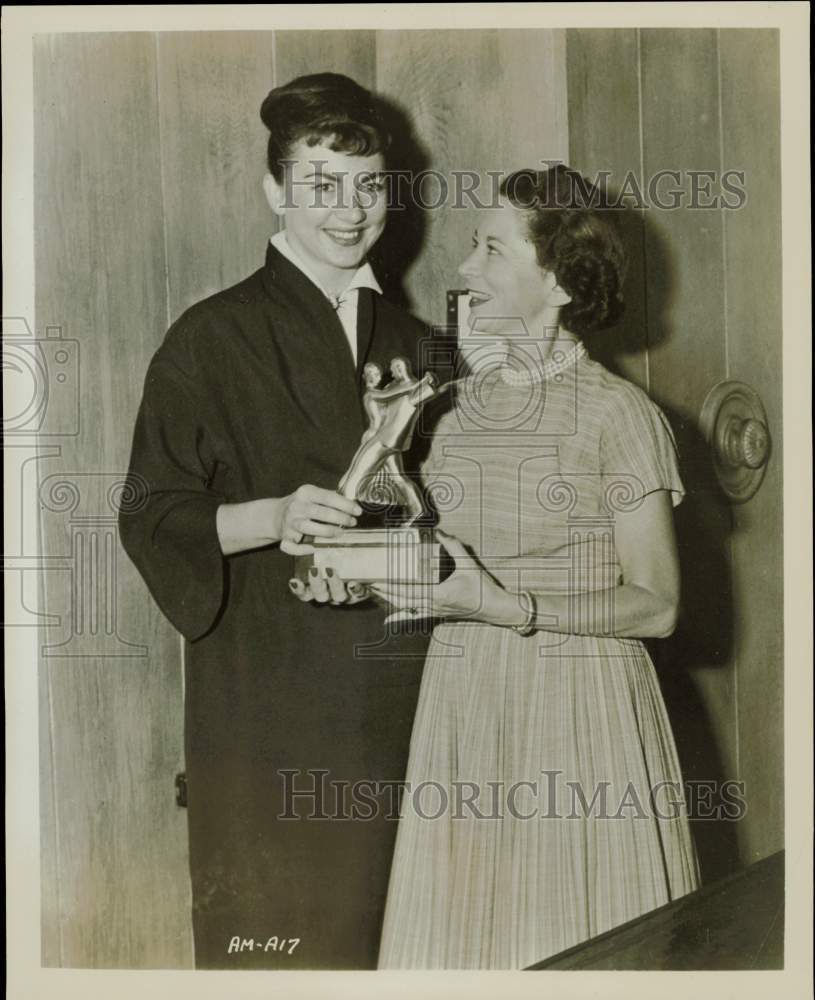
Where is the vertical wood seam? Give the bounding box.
[154,34,173,332]
[716,29,739,784]
[271,31,280,238]
[153,31,195,964]
[553,29,569,168]
[35,38,65,964]
[153,34,187,727]
[45,658,65,966]
[635,29,651,395]
[717,31,731,381]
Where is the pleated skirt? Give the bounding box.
[378,623,700,969]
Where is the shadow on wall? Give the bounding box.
[587,202,741,886]
[369,95,431,310]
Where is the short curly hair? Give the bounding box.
[499,165,627,334]
[260,73,391,182]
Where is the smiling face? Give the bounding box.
[263,138,387,295]
[363,362,382,389]
[457,199,570,338]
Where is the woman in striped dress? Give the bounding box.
[374,165,700,969]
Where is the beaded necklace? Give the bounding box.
[499,340,586,386]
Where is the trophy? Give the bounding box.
[289,357,449,596]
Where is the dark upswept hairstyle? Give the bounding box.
[500,164,627,334]
[260,72,391,181]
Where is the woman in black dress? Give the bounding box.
[119,73,429,969]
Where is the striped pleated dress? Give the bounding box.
[378,342,700,969]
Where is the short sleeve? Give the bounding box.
[118,338,227,642]
[599,383,685,509]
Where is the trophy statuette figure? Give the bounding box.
[289,357,448,595]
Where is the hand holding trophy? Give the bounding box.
[289,357,448,603]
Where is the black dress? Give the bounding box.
[119,244,433,969]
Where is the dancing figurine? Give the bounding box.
[289,357,447,595]
[339,357,440,523]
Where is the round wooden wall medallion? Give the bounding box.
[700,381,771,504]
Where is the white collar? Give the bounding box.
[270,230,382,304]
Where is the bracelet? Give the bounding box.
[508,590,537,637]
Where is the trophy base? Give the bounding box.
[291,526,444,591]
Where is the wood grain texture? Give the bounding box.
[566,27,785,878]
[637,28,739,881]
[718,29,783,862]
[531,851,783,970]
[38,634,61,966]
[156,32,276,319]
[274,29,376,89]
[640,28,727,419]
[566,29,648,389]
[375,29,568,328]
[34,32,191,968]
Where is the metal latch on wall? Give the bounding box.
[175,772,188,808]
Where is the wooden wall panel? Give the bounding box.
[274,29,376,90]
[638,28,739,881]
[566,28,648,389]
[34,33,191,967]
[375,29,569,328]
[156,32,276,318]
[567,27,784,877]
[719,29,783,861]
[640,29,727,419]
[38,640,61,967]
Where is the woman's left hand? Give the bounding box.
[371,532,500,625]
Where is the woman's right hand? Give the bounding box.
[278,485,362,556]
[215,487,361,557]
